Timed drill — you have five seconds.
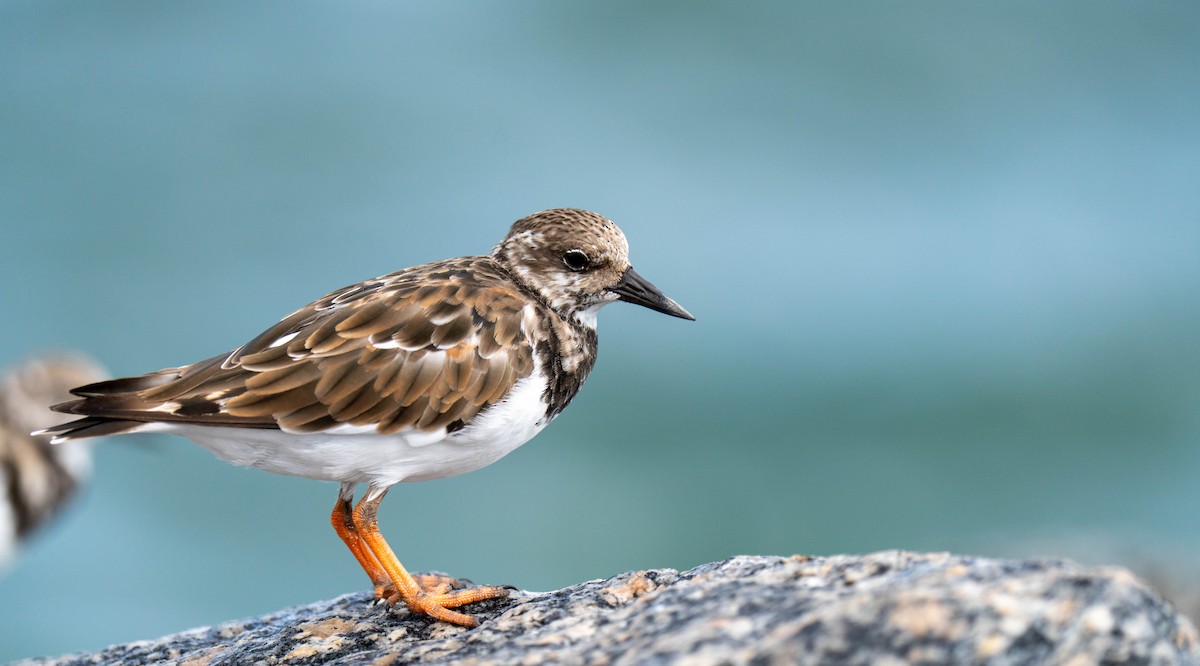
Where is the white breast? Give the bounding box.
[158,370,551,489]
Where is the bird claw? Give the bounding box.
[378,582,511,627]
[373,573,475,600]
[373,582,398,601]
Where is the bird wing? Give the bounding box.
[52,259,538,435]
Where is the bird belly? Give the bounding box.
[161,373,550,487]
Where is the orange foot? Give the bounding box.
[331,485,512,627]
[382,583,511,626]
[374,574,510,609]
[375,573,506,598]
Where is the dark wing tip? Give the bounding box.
[49,399,84,415]
[35,417,142,442]
[70,372,175,397]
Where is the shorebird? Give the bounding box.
[41,208,693,626]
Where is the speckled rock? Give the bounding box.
[17,552,1200,665]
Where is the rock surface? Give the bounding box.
[18,552,1200,666]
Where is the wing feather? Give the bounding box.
[50,257,540,437]
[238,345,293,371]
[329,383,384,422]
[334,301,391,337]
[316,359,373,406]
[379,395,428,434]
[394,316,437,351]
[243,362,321,394]
[397,353,444,406]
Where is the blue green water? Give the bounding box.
[2,2,1199,660]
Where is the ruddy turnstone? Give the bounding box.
[40,208,693,626]
[1,353,106,569]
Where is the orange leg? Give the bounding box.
[330,483,393,599]
[348,485,509,627]
[331,486,472,599]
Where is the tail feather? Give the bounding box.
[44,354,277,439]
[36,417,145,443]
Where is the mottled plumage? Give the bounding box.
[1,353,106,568]
[53,258,538,441]
[39,208,692,626]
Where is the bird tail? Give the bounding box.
[33,371,179,443]
[34,416,145,443]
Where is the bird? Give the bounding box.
[0,353,107,570]
[39,208,693,627]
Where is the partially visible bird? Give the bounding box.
[1,353,106,569]
[40,209,693,626]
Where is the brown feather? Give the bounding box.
[238,345,293,372]
[333,301,390,337]
[443,344,475,391]
[397,354,444,406]
[477,331,502,359]
[329,383,384,422]
[286,415,340,433]
[379,397,427,434]
[50,254,548,436]
[139,356,225,401]
[394,317,436,350]
[494,313,522,347]
[244,363,321,395]
[349,397,401,427]
[225,386,317,417]
[70,371,175,397]
[316,361,372,405]
[277,402,335,430]
[313,360,354,401]
[415,285,451,307]
[431,315,473,347]
[477,356,510,405]
[483,363,516,405]
[459,363,490,404]
[305,318,346,354]
[358,347,394,372]
[420,398,471,430]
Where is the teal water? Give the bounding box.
[2,2,1199,660]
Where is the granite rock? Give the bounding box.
[18,552,1200,666]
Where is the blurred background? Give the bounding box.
[2,1,1199,660]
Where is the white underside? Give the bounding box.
[149,371,551,488]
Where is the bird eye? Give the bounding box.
[562,249,590,271]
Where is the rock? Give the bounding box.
[17,552,1199,665]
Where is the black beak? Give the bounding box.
[611,267,695,320]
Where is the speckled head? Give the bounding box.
[492,209,693,324]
